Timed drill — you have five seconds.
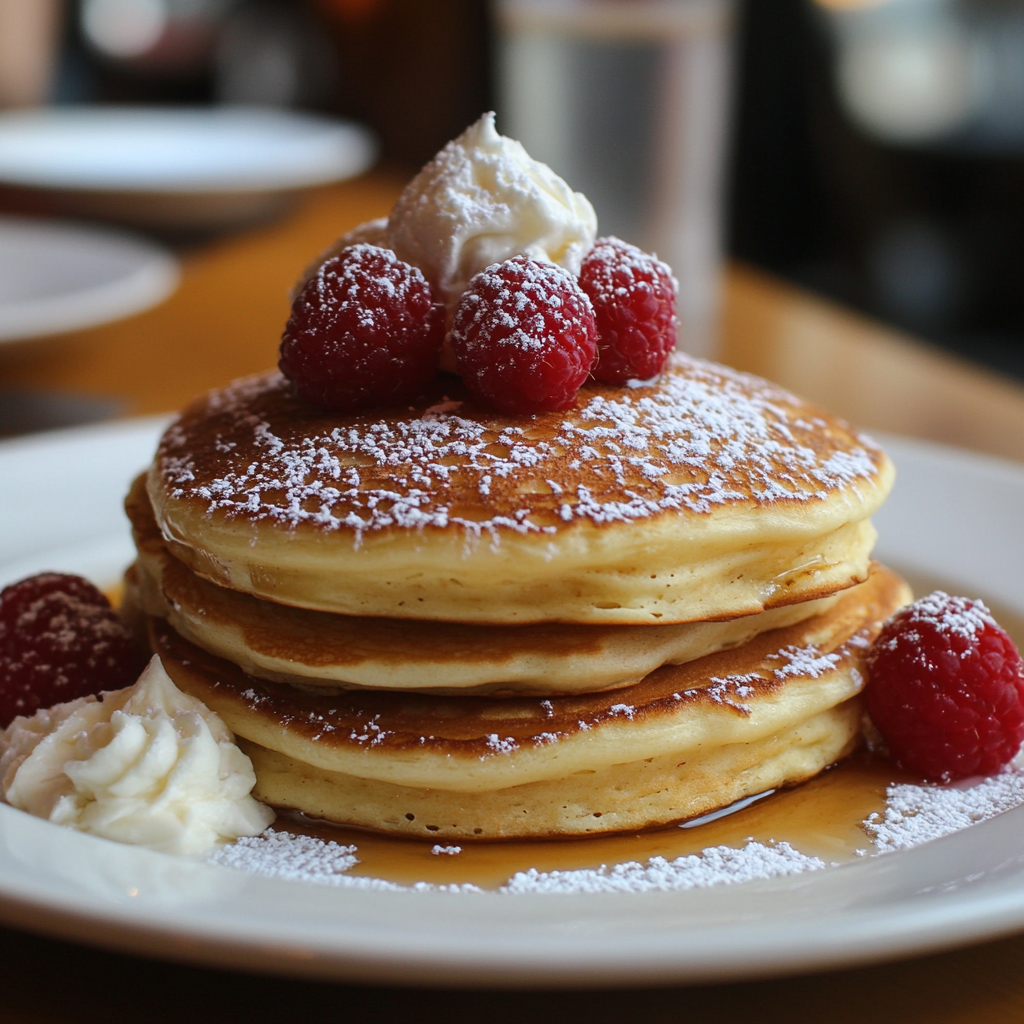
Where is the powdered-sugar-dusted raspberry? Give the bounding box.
[580,236,678,384]
[280,244,445,412]
[450,256,597,414]
[866,591,1024,781]
[0,573,147,727]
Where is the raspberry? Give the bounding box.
[280,244,445,412]
[450,256,597,414]
[580,237,678,384]
[0,573,147,727]
[866,591,1024,781]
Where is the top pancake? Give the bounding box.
[148,353,893,624]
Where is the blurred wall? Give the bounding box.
[320,0,492,169]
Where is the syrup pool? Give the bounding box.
[272,750,907,889]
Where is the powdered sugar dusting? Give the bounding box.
[203,619,868,759]
[501,842,824,894]
[583,235,678,302]
[296,243,430,329]
[450,257,595,358]
[865,762,1024,853]
[208,832,481,891]
[769,643,847,681]
[872,591,998,661]
[387,112,597,312]
[157,354,885,544]
[209,832,823,893]
[209,831,361,884]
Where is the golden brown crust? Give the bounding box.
[150,564,910,791]
[144,355,893,624]
[127,473,844,694]
[151,354,890,544]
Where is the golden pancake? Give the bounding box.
[149,565,909,837]
[239,701,861,839]
[147,354,893,625]
[127,475,841,695]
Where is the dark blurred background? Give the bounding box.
[731,0,1024,382]
[5,0,1024,381]
[50,0,493,168]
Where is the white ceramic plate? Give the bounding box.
[0,217,179,343]
[0,107,377,230]
[0,421,1023,987]
[0,107,376,193]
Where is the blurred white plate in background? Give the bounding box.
[0,106,375,191]
[0,107,377,229]
[0,216,179,343]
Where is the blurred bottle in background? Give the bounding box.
[496,0,736,358]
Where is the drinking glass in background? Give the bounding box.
[496,0,736,359]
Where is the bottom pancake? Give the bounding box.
[146,565,909,839]
[239,700,862,840]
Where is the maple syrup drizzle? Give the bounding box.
[273,750,915,889]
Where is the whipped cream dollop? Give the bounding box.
[0,657,274,856]
[387,112,597,313]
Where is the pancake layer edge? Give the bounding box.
[128,473,843,694]
[146,565,911,838]
[238,703,862,840]
[147,353,893,624]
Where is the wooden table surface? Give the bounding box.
[2,176,1024,1022]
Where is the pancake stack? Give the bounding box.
[127,353,907,840]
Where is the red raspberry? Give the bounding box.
[280,244,445,412]
[450,256,597,414]
[866,591,1024,781]
[580,237,678,384]
[0,573,147,728]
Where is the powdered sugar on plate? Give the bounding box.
[866,764,1024,853]
[209,832,480,892]
[209,760,1024,893]
[208,832,822,894]
[210,831,362,885]
[501,842,824,894]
